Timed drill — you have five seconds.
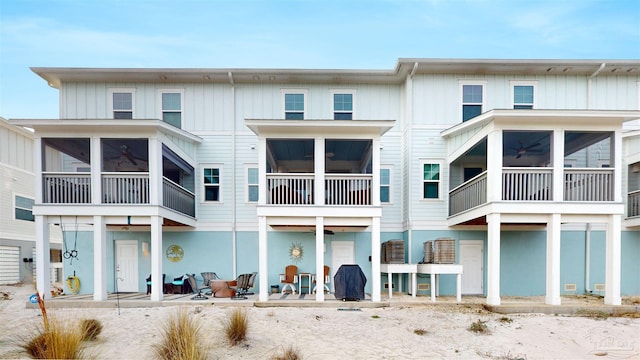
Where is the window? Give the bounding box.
[511,82,536,109]
[15,195,34,222]
[203,167,221,202]
[160,91,183,128]
[247,167,258,202]
[332,92,354,120]
[109,89,134,119]
[422,163,440,199]
[380,168,391,203]
[462,84,483,121]
[284,92,305,119]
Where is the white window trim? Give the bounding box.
[157,89,185,123]
[510,80,538,109]
[459,80,487,122]
[281,89,308,119]
[13,192,35,221]
[329,89,356,120]
[380,165,392,204]
[108,88,135,119]
[420,160,444,201]
[245,164,258,203]
[201,164,223,204]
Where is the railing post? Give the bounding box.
[552,129,564,202]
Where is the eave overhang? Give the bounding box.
[245,119,395,137]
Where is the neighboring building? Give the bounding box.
[0,117,62,285]
[10,59,640,305]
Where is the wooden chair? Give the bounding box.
[312,265,331,294]
[279,265,298,294]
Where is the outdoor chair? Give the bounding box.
[146,274,165,295]
[279,265,298,294]
[230,272,257,300]
[186,273,209,300]
[200,271,219,293]
[312,265,331,294]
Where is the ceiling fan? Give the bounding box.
[510,141,542,159]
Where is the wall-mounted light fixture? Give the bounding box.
[142,241,149,256]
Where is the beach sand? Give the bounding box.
[1,284,639,359]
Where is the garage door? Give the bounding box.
[0,245,20,285]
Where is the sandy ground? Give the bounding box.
[1,284,639,359]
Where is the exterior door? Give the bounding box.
[115,240,138,292]
[331,241,355,292]
[459,240,483,295]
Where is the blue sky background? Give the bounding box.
[1,0,639,119]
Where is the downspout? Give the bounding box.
[587,63,606,109]
[407,63,417,271]
[585,223,592,293]
[229,71,237,279]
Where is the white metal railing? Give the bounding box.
[267,173,314,205]
[325,174,372,205]
[628,190,640,218]
[163,177,196,217]
[503,168,552,201]
[449,171,487,216]
[564,168,613,201]
[43,173,91,204]
[102,173,150,204]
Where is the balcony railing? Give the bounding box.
[503,168,552,201]
[163,177,195,217]
[266,173,372,205]
[564,169,613,201]
[102,173,149,204]
[449,171,487,216]
[628,190,640,218]
[43,173,91,204]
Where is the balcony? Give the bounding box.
[448,168,614,216]
[267,173,372,206]
[42,173,195,217]
[629,190,640,218]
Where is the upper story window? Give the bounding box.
[203,166,221,202]
[15,195,34,222]
[460,82,485,122]
[284,91,306,120]
[109,89,134,119]
[160,90,183,128]
[422,162,441,200]
[247,166,258,202]
[511,81,536,109]
[331,90,355,120]
[380,167,391,203]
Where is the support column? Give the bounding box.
[314,137,325,205]
[605,214,622,305]
[371,217,381,302]
[93,216,107,301]
[545,213,561,305]
[486,213,501,305]
[150,216,163,301]
[315,217,325,302]
[486,130,503,203]
[35,215,51,299]
[551,129,565,202]
[258,216,269,302]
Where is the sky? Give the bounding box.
[0,0,639,119]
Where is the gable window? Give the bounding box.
[380,167,391,203]
[284,92,305,120]
[160,91,183,128]
[332,91,354,120]
[203,167,221,202]
[422,163,441,199]
[461,83,484,122]
[15,195,34,222]
[512,82,536,109]
[247,167,258,202]
[109,89,134,119]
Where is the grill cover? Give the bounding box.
[333,264,367,300]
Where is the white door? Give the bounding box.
[115,240,138,292]
[0,245,20,285]
[331,241,355,292]
[459,240,483,295]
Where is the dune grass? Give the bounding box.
[271,345,301,360]
[224,308,248,346]
[155,308,207,360]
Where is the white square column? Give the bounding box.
[93,216,107,301]
[545,213,561,305]
[371,217,381,302]
[486,212,501,305]
[258,216,269,302]
[605,214,622,305]
[150,216,163,301]
[315,217,325,302]
[35,215,51,299]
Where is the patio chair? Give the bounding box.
[200,272,219,294]
[186,274,209,300]
[312,265,331,294]
[231,272,257,300]
[279,265,298,294]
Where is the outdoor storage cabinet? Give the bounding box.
[333,264,366,301]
